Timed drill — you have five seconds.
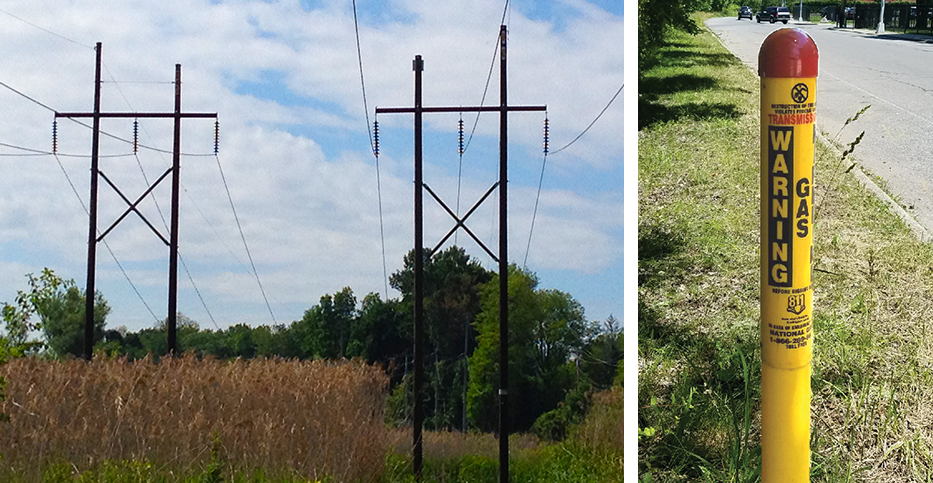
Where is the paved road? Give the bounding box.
[707,17,933,231]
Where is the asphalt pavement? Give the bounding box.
[707,17,933,237]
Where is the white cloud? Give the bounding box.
[0,0,623,330]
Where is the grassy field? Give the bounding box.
[639,14,933,482]
[0,356,621,482]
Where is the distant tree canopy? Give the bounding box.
[0,248,621,438]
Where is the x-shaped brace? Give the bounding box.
[97,167,172,246]
[423,181,499,262]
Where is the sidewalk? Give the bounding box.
[824,23,933,42]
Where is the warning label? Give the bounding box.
[760,76,816,364]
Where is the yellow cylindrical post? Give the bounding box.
[759,28,818,483]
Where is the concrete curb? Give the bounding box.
[814,130,933,243]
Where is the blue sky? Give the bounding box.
[0,0,623,333]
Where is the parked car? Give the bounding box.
[757,6,791,23]
[739,6,754,19]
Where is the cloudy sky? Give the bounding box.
[0,0,623,333]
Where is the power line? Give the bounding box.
[214,153,277,324]
[0,7,94,49]
[1,75,264,328]
[549,82,623,156]
[460,0,511,156]
[113,70,256,300]
[523,153,547,268]
[129,153,220,331]
[351,0,390,297]
[0,141,52,155]
[0,77,217,156]
[0,140,134,158]
[179,252,218,329]
[456,0,510,241]
[1,67,220,327]
[0,79,57,112]
[522,83,623,267]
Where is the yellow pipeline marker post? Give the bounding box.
[759,28,818,483]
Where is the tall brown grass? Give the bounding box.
[573,386,623,452]
[0,354,389,482]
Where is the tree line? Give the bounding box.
[1,246,622,440]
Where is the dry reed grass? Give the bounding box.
[0,354,389,482]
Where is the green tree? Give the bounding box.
[2,269,110,358]
[40,284,110,358]
[224,323,257,358]
[579,315,623,390]
[467,266,590,432]
[390,246,493,431]
[347,293,409,366]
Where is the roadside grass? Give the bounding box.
[639,15,933,482]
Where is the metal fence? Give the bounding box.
[792,5,813,20]
[834,4,933,34]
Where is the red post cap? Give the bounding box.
[758,28,819,78]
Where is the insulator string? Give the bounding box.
[51,119,58,154]
[543,117,549,155]
[213,120,220,155]
[455,113,465,245]
[458,116,464,155]
[133,119,139,154]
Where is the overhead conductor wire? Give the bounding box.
[352,0,390,297]
[0,71,160,323]
[522,83,623,266]
[0,13,218,325]
[523,115,548,268]
[214,150,277,324]
[458,0,510,264]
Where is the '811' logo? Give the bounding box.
[787,294,806,315]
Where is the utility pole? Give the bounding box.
[376,25,546,483]
[878,0,886,33]
[56,43,217,360]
